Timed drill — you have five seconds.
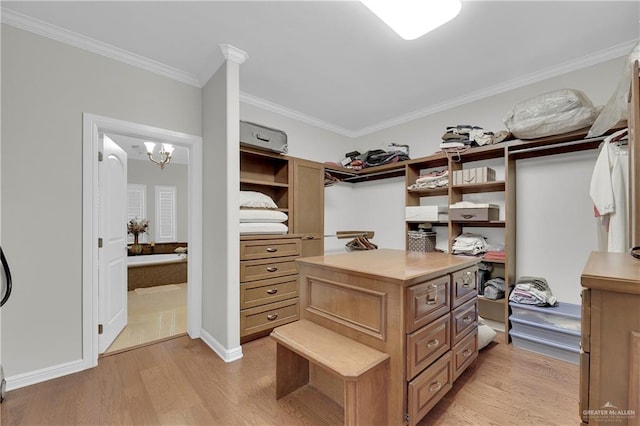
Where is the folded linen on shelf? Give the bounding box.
[239,209,288,223]
[452,233,487,256]
[509,276,558,307]
[239,222,288,235]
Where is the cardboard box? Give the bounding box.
[405,206,448,222]
[452,167,496,185]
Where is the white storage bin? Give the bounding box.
[509,317,581,349]
[405,206,448,222]
[509,302,581,332]
[510,330,580,365]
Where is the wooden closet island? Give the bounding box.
[276,249,480,425]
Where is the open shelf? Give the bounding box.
[477,296,507,305]
[452,181,505,194]
[240,178,289,188]
[407,187,449,197]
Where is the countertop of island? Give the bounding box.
[296,249,480,286]
[581,251,640,295]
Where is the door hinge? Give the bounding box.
[98,151,103,162]
[98,324,103,335]
[98,238,103,248]
[405,412,409,422]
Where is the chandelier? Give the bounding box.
[143,142,174,170]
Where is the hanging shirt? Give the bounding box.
[589,128,629,253]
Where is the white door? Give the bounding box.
[98,134,128,353]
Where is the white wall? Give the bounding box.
[348,57,627,304]
[201,59,242,360]
[1,24,201,378]
[127,159,188,242]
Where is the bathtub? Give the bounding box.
[127,253,187,291]
[127,253,186,266]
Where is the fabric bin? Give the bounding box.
[407,231,436,252]
[449,206,499,221]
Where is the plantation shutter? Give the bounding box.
[127,184,146,243]
[155,185,177,242]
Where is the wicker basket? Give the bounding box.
[407,231,436,252]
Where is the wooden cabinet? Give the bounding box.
[239,235,301,342]
[580,252,640,425]
[292,158,325,257]
[296,250,479,425]
[405,149,514,342]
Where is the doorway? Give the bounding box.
[82,114,203,368]
[103,133,190,354]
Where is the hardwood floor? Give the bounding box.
[1,333,578,425]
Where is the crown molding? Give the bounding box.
[239,92,356,137]
[0,8,202,88]
[219,44,249,65]
[352,39,639,138]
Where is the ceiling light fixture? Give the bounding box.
[143,142,174,170]
[361,0,462,41]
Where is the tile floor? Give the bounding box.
[105,282,188,354]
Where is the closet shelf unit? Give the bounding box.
[240,147,291,214]
[324,156,420,184]
[404,123,630,342]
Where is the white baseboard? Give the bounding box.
[5,358,91,392]
[199,329,243,363]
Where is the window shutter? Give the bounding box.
[155,185,177,242]
[127,184,146,243]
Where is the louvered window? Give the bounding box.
[155,185,177,242]
[127,184,147,243]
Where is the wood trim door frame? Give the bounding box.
[82,113,203,368]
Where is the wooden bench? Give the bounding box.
[270,319,390,426]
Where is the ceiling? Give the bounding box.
[2,1,639,137]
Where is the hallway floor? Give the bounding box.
[105,282,187,354]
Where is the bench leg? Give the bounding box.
[344,361,389,426]
[276,343,309,399]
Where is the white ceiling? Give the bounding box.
[3,1,639,137]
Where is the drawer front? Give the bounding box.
[453,328,478,381]
[407,351,453,426]
[240,256,298,282]
[240,275,298,310]
[451,298,478,344]
[407,314,451,380]
[240,238,300,261]
[451,266,477,308]
[240,298,299,337]
[406,276,450,333]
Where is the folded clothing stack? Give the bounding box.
[239,191,288,235]
[440,125,510,149]
[483,277,506,300]
[407,169,448,190]
[483,243,506,261]
[452,233,487,256]
[509,276,558,307]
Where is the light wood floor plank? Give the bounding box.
[1,333,578,425]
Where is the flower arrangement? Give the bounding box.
[127,218,149,237]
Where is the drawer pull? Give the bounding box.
[266,313,279,321]
[426,284,438,305]
[266,267,278,272]
[303,235,314,240]
[427,339,439,348]
[266,247,278,253]
[429,381,442,393]
[266,288,278,295]
[461,271,473,287]
[462,349,473,357]
[462,316,473,324]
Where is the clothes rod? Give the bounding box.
[507,136,607,157]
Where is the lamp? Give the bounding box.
[361,0,462,41]
[143,142,174,170]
